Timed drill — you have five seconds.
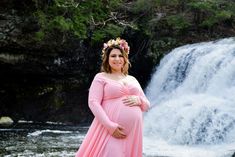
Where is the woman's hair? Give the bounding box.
[100,45,130,75]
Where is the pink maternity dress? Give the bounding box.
[75,73,150,157]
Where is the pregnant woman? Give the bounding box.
[75,38,150,157]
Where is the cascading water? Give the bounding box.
[143,37,235,157]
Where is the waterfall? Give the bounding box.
[144,37,235,148]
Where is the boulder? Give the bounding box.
[0,116,14,126]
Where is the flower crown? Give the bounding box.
[102,37,130,55]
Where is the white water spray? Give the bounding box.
[144,38,235,156]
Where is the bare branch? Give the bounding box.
[90,12,135,29]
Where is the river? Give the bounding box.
[0,121,86,157]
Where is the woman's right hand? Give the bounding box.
[112,125,126,139]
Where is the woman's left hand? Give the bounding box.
[122,96,140,107]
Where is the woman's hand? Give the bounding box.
[122,96,140,107]
[112,125,126,139]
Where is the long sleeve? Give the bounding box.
[88,74,118,134]
[134,78,150,112]
[138,87,150,111]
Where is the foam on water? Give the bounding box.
[27,129,73,136]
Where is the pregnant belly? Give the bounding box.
[116,105,142,135]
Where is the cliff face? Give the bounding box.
[0,0,97,124]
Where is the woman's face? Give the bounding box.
[108,48,124,73]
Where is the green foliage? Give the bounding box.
[216,10,233,21]
[200,10,233,27]
[49,16,71,31]
[154,0,178,6]
[200,18,217,28]
[166,14,191,31]
[131,0,156,13]
[129,0,157,37]
[35,31,45,41]
[33,0,124,41]
[92,24,124,42]
[32,0,235,43]
[188,0,235,28]
[33,0,90,40]
[35,10,47,29]
[188,1,215,12]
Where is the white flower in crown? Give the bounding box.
[103,43,108,49]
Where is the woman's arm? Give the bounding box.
[137,87,151,111]
[123,76,151,111]
[134,77,151,112]
[88,74,118,134]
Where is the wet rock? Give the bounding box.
[232,152,235,157]
[0,116,14,126]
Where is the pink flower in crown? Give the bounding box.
[119,39,130,54]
